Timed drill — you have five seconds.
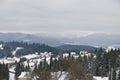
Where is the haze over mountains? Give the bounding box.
[0,33,120,47]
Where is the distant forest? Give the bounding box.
[0,41,59,58]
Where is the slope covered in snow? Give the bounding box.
[93,76,108,80]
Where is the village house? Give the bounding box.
[80,50,92,57]
[63,53,69,58]
[70,52,76,57]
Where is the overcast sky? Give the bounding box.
[0,0,120,37]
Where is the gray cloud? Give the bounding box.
[0,0,120,37]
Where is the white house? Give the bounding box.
[63,53,69,58]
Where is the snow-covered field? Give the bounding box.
[93,76,108,80]
[9,67,15,80]
[9,73,15,80]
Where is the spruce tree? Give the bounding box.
[0,63,9,80]
[109,50,118,80]
[0,64,3,80]
[5,64,9,80]
[53,58,59,72]
[49,56,53,70]
[15,62,22,80]
[94,48,103,76]
[118,71,120,80]
[112,70,116,80]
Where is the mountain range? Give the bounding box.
[0,33,120,47]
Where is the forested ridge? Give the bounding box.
[0,41,59,58]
